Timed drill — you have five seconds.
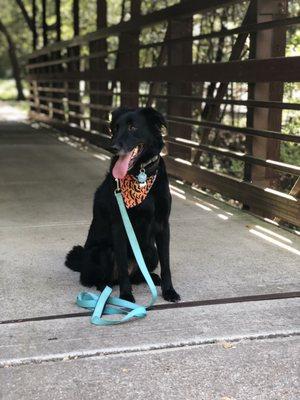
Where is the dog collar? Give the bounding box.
[119,173,157,209]
[140,155,160,170]
[128,155,160,177]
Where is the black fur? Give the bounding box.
[65,107,180,302]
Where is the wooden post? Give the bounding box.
[51,0,63,121]
[119,0,141,108]
[146,23,171,108]
[67,0,80,125]
[40,0,49,118]
[167,9,193,160]
[193,2,254,165]
[89,0,108,132]
[29,0,38,118]
[244,1,257,184]
[249,0,288,188]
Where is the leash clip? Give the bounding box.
[114,178,121,194]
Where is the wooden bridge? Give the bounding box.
[26,0,300,227]
[1,1,300,399]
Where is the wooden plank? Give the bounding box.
[164,156,300,226]
[67,45,80,125]
[28,0,243,58]
[30,111,111,149]
[30,99,299,143]
[31,89,300,110]
[166,138,300,176]
[28,50,111,70]
[27,16,300,70]
[166,115,300,143]
[51,50,64,121]
[137,16,300,52]
[29,95,113,112]
[28,56,300,83]
[29,102,109,124]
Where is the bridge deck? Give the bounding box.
[0,120,299,400]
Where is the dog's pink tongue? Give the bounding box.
[112,152,132,179]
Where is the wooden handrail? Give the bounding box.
[28,57,300,83]
[166,138,300,176]
[27,16,300,68]
[167,116,300,143]
[28,89,300,110]
[27,0,241,59]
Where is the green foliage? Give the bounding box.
[0,79,18,100]
[0,79,29,100]
[0,0,32,76]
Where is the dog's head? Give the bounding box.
[110,107,166,179]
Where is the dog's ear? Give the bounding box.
[141,107,167,133]
[140,107,166,153]
[110,107,133,133]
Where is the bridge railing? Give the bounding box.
[27,0,300,227]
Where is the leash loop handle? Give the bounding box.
[76,180,157,325]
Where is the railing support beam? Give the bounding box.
[120,0,141,108]
[167,4,193,160]
[249,0,288,189]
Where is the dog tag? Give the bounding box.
[137,170,147,185]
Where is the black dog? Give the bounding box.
[65,107,180,302]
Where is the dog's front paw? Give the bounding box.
[96,282,106,292]
[120,292,136,303]
[162,288,181,302]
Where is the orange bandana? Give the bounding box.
[120,174,157,208]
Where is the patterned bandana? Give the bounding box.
[120,174,157,209]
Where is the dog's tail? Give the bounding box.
[65,245,84,272]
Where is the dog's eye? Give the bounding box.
[128,125,137,132]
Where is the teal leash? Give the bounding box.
[76,179,157,325]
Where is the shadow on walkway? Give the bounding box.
[0,120,299,400]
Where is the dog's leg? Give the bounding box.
[156,222,180,302]
[130,241,160,285]
[94,248,113,291]
[112,224,135,302]
[130,270,161,286]
[79,247,110,290]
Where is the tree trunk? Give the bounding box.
[55,0,61,42]
[32,0,37,49]
[0,18,25,100]
[15,0,37,50]
[73,0,79,36]
[42,0,48,46]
